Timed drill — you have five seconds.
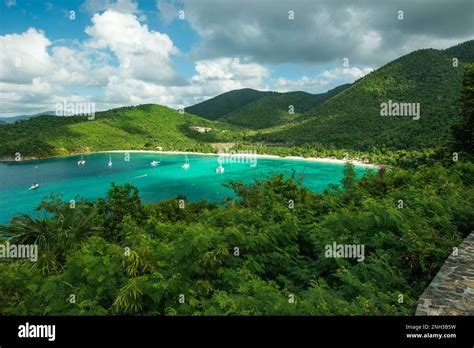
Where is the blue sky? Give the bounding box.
[0,0,472,116]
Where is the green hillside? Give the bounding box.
[185,88,274,120]
[0,104,245,158]
[2,41,472,159]
[220,91,311,129]
[254,41,473,150]
[220,85,350,129]
[445,40,474,63]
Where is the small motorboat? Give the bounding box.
[150,161,160,166]
[216,164,225,173]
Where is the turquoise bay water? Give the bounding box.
[0,153,370,224]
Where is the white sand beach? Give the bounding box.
[0,149,380,168]
[96,150,380,168]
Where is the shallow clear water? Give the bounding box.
[0,153,370,224]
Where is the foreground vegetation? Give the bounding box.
[0,160,473,315]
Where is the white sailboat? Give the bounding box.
[216,158,225,173]
[181,155,190,169]
[108,154,113,166]
[29,182,39,190]
[78,154,86,165]
[29,166,40,190]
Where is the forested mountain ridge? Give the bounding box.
[0,104,245,158]
[1,41,472,160]
[184,84,350,129]
[219,91,313,129]
[219,84,350,129]
[0,111,55,124]
[444,40,474,63]
[184,88,275,120]
[252,41,474,150]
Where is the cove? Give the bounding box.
[0,153,371,225]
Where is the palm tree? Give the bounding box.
[0,215,59,273]
[0,199,99,273]
[1,214,53,250]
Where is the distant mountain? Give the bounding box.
[0,111,55,124]
[253,40,474,150]
[0,105,242,158]
[185,88,276,120]
[444,40,474,63]
[220,85,350,129]
[219,91,313,129]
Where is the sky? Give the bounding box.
[0,0,473,116]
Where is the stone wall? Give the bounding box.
[415,232,474,315]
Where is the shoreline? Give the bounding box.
[0,150,380,168]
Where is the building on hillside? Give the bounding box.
[189,126,212,133]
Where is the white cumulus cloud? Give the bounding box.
[273,66,373,93]
[85,9,180,84]
[0,28,54,84]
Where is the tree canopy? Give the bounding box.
[1,161,472,315]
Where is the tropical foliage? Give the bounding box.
[451,63,474,161]
[1,160,472,315]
